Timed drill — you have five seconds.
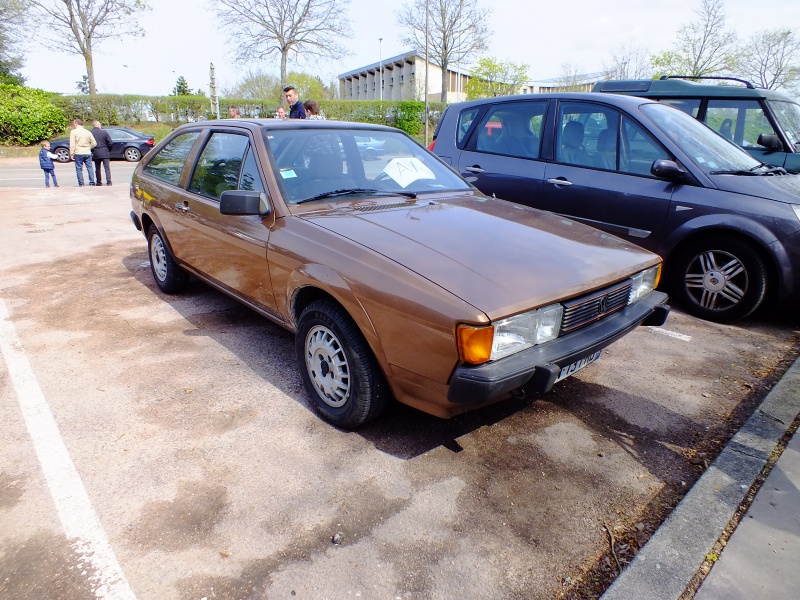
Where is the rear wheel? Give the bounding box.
[363,148,377,161]
[147,225,189,294]
[54,147,70,163]
[296,300,388,428]
[124,147,142,162]
[669,235,767,322]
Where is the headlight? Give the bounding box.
[629,265,661,304]
[457,303,564,364]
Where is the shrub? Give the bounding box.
[0,85,67,145]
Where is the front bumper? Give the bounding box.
[447,291,669,404]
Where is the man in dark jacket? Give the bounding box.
[283,86,307,119]
[91,121,114,186]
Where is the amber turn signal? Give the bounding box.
[457,324,494,365]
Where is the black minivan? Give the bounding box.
[431,92,800,322]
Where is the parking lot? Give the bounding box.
[1,156,798,599]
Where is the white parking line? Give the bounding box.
[0,299,137,600]
[647,326,692,342]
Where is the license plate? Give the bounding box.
[555,350,602,383]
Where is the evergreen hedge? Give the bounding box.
[0,85,67,145]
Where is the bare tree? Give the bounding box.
[29,0,150,95]
[0,0,29,84]
[651,0,737,78]
[397,0,491,102]
[603,44,652,80]
[737,29,800,91]
[557,63,585,91]
[216,0,350,93]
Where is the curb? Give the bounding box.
[601,355,800,600]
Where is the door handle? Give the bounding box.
[546,177,573,187]
[175,202,190,213]
[465,165,484,173]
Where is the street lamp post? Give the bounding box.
[379,37,383,103]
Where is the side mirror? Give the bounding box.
[219,190,271,216]
[757,133,783,152]
[651,159,686,182]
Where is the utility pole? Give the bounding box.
[424,0,429,145]
[379,37,383,103]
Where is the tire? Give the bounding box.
[296,299,389,428]
[124,147,142,162]
[147,225,189,294]
[54,147,71,163]
[363,147,377,161]
[669,235,767,322]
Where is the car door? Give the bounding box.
[178,130,278,312]
[455,100,548,203]
[538,101,674,253]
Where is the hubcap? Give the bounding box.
[305,325,350,408]
[684,249,747,311]
[150,235,168,282]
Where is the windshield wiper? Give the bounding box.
[296,188,418,204]
[708,169,761,176]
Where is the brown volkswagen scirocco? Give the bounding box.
[130,120,669,428]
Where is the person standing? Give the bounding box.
[303,100,325,120]
[283,86,306,119]
[69,119,96,186]
[276,106,286,119]
[38,141,59,188]
[90,120,113,186]
[229,106,241,118]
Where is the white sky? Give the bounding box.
[19,0,800,97]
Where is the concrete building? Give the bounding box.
[522,72,605,94]
[339,50,470,102]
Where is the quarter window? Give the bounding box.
[189,133,250,200]
[143,131,200,186]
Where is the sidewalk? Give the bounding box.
[602,355,800,600]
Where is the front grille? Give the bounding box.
[560,280,633,334]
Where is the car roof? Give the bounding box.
[592,78,796,102]
[171,119,406,135]
[444,92,657,111]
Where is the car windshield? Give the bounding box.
[262,127,471,204]
[642,103,763,175]
[770,100,800,146]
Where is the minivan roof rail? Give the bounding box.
[659,75,756,89]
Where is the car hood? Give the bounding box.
[710,171,800,202]
[300,195,660,319]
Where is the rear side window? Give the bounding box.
[189,133,250,200]
[705,99,776,149]
[107,129,135,140]
[143,132,200,185]
[471,101,546,159]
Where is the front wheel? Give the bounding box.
[296,300,388,428]
[669,235,767,322]
[54,147,71,163]
[124,147,142,162]
[147,225,189,294]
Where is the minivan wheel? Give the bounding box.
[296,300,388,428]
[670,235,767,322]
[147,225,189,294]
[124,147,142,162]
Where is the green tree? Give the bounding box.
[398,0,490,102]
[223,69,282,100]
[0,0,27,85]
[650,0,737,78]
[29,0,150,95]
[215,0,351,90]
[172,76,191,96]
[465,57,528,99]
[603,44,652,80]
[737,29,800,91]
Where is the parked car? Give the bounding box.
[593,76,800,173]
[355,135,386,160]
[50,126,155,163]
[431,92,800,322]
[129,120,668,428]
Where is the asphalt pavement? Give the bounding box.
[602,355,800,600]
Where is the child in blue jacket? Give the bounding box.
[39,141,59,188]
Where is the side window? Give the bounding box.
[471,102,546,159]
[620,116,669,176]
[143,132,200,186]
[659,98,701,118]
[457,107,480,146]
[107,130,134,141]
[239,146,266,193]
[189,133,249,200]
[705,100,776,148]
[557,102,619,169]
